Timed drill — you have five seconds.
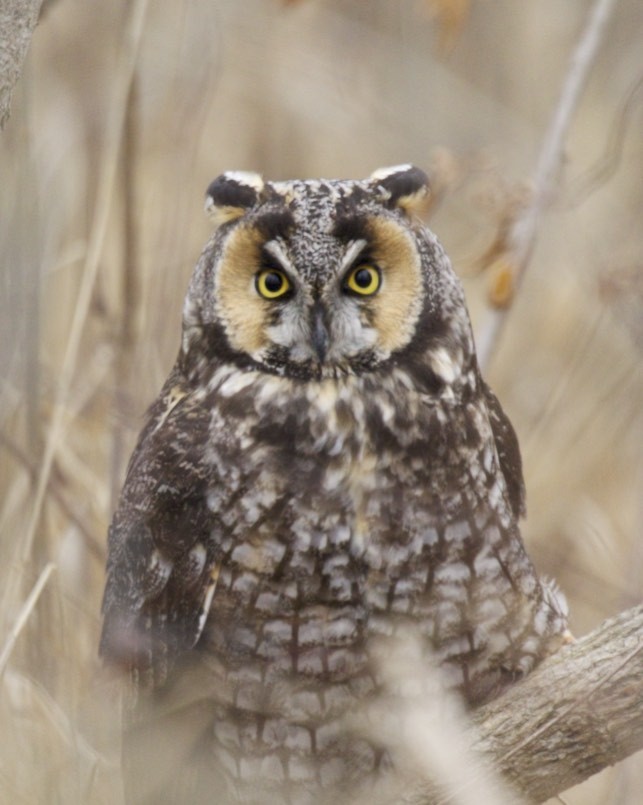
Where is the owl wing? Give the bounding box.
[481,378,526,520]
[100,370,219,685]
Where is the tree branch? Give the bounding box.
[0,0,44,129]
[466,605,643,803]
[477,0,620,369]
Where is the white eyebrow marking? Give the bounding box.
[369,164,413,182]
[263,239,294,272]
[340,239,369,272]
[222,171,264,190]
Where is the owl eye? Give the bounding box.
[256,269,291,299]
[344,265,381,296]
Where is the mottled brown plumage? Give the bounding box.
[100,166,568,804]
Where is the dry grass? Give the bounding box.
[1,1,642,802]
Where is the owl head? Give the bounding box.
[181,165,475,388]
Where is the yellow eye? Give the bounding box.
[256,269,291,299]
[344,265,381,296]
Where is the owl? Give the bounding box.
[100,165,569,804]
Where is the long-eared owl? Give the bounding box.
[100,165,569,804]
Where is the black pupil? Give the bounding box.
[354,268,373,288]
[264,272,284,293]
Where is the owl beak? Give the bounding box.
[310,303,329,364]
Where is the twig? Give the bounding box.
[0,431,104,561]
[111,69,141,510]
[2,0,150,615]
[569,75,643,205]
[477,0,620,370]
[0,563,56,677]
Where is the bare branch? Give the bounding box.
[0,563,56,677]
[477,0,620,369]
[466,605,643,803]
[9,0,150,583]
[0,431,105,561]
[0,0,44,129]
[372,606,642,804]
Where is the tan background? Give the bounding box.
[1,1,642,802]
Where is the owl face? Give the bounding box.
[188,166,439,380]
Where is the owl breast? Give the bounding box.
[192,364,545,799]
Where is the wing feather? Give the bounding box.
[100,371,218,685]
[481,378,526,520]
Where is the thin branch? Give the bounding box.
[111,69,141,510]
[2,0,149,617]
[477,0,620,369]
[569,74,643,205]
[0,431,104,561]
[0,563,56,677]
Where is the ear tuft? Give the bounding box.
[205,171,265,224]
[369,165,430,215]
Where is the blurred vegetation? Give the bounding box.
[1,1,642,802]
